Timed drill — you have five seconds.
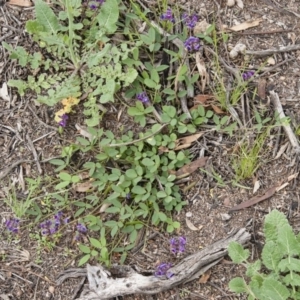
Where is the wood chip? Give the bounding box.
[229,19,262,32]
[7,0,32,6]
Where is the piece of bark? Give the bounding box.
[77,228,250,300]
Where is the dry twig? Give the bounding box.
[269,90,300,154]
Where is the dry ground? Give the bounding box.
[1,0,300,299]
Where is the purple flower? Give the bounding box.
[170,236,186,254]
[161,8,175,23]
[182,13,198,29]
[40,219,56,235]
[75,223,88,241]
[125,193,131,200]
[154,263,173,278]
[89,0,105,9]
[136,92,150,104]
[242,70,255,81]
[89,3,97,9]
[5,218,20,233]
[184,36,201,52]
[40,212,69,236]
[58,113,69,127]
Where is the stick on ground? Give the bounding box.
[269,90,300,154]
[77,228,250,300]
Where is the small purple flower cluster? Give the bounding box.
[182,13,198,29]
[136,92,150,104]
[154,262,173,278]
[161,8,175,23]
[184,36,201,52]
[170,236,186,254]
[58,113,69,127]
[160,9,201,52]
[242,70,255,81]
[75,223,88,241]
[89,0,105,10]
[5,218,20,234]
[40,212,69,236]
[154,236,186,278]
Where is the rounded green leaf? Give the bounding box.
[125,169,137,179]
[142,158,154,166]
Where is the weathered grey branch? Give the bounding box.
[77,228,250,300]
[245,44,300,57]
[269,90,300,154]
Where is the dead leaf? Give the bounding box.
[194,20,211,36]
[0,83,10,101]
[229,185,278,211]
[199,270,211,283]
[236,0,244,9]
[210,104,226,114]
[158,146,170,154]
[229,19,262,32]
[253,180,260,194]
[227,0,235,7]
[100,202,111,213]
[274,142,288,160]
[195,53,209,92]
[186,218,201,231]
[7,0,32,6]
[267,57,276,65]
[73,182,94,192]
[175,157,208,177]
[75,124,95,141]
[257,78,266,100]
[78,171,91,180]
[174,133,203,150]
[194,94,215,105]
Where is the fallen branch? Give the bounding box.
[76,228,250,300]
[246,44,300,57]
[269,90,300,154]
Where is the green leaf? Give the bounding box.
[264,209,289,243]
[79,244,91,254]
[49,159,65,166]
[132,186,146,195]
[277,224,300,256]
[59,172,72,182]
[246,260,261,277]
[278,257,300,273]
[261,241,282,272]
[55,181,70,190]
[228,241,249,264]
[125,169,137,179]
[229,277,248,293]
[141,158,154,166]
[96,0,119,34]
[150,69,159,83]
[78,254,91,266]
[89,238,102,249]
[144,78,157,88]
[7,80,27,96]
[167,224,174,232]
[129,229,138,243]
[261,278,290,300]
[157,191,167,198]
[105,207,120,213]
[158,211,167,221]
[283,272,300,287]
[35,0,61,34]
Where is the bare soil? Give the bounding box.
[1,0,300,299]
